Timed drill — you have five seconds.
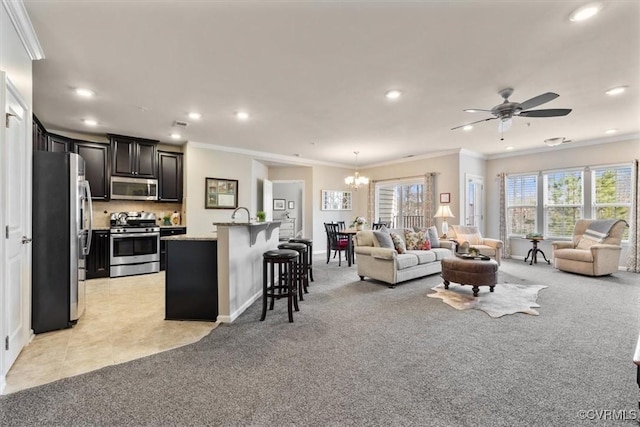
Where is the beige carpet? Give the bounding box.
[427,282,548,317]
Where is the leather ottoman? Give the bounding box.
[441,257,499,297]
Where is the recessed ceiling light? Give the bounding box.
[464,109,480,113]
[505,146,514,151]
[605,129,618,134]
[605,86,627,96]
[235,111,250,120]
[75,88,95,98]
[170,133,181,139]
[188,112,201,120]
[569,2,603,22]
[385,90,402,100]
[463,125,473,131]
[82,119,97,126]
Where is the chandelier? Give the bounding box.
[345,151,369,190]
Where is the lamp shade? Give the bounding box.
[434,205,454,219]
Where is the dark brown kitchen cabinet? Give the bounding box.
[160,227,187,271]
[32,115,48,151]
[109,134,158,178]
[87,230,110,279]
[158,151,183,202]
[74,142,110,200]
[47,134,74,153]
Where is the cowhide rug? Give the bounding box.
[427,282,548,318]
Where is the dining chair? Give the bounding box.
[324,222,348,266]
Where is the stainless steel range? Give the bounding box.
[110,212,160,277]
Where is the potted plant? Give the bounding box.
[256,211,266,222]
[162,215,172,226]
[351,216,367,231]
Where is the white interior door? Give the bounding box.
[465,174,484,231]
[1,74,31,380]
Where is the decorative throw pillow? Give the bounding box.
[425,226,440,248]
[373,230,394,249]
[421,238,432,250]
[404,229,423,250]
[389,232,406,254]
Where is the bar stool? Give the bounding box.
[278,242,308,301]
[261,249,299,323]
[289,238,314,282]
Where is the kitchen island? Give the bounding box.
[163,221,281,323]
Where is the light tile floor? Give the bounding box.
[4,272,218,394]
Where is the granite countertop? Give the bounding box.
[92,226,111,231]
[212,221,281,227]
[162,233,217,241]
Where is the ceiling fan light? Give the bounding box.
[463,125,473,131]
[569,2,603,22]
[605,129,617,134]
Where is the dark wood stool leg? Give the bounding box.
[260,258,268,321]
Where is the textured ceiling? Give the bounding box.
[24,0,640,167]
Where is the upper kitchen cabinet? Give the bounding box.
[74,141,110,200]
[47,133,74,153]
[32,115,48,151]
[158,151,183,202]
[109,134,158,178]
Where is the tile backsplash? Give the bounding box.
[92,201,185,228]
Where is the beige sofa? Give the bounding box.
[354,228,453,287]
[551,219,627,276]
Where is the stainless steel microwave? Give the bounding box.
[110,176,158,201]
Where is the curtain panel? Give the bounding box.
[498,172,511,259]
[627,159,639,273]
[424,173,436,227]
[367,181,376,226]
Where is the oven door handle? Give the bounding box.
[111,232,160,238]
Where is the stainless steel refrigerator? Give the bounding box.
[32,151,93,333]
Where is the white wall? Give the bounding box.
[486,139,640,260]
[184,142,260,234]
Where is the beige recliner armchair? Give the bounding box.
[551,219,627,276]
[448,225,503,265]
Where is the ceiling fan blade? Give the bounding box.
[518,108,572,118]
[464,108,493,113]
[451,117,497,130]
[517,92,559,111]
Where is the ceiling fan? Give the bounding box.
[451,88,572,133]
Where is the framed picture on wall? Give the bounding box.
[321,190,352,211]
[205,177,238,209]
[439,193,450,204]
[288,201,295,209]
[273,199,286,211]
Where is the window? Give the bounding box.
[506,163,633,240]
[593,165,632,239]
[376,179,424,229]
[543,170,583,237]
[506,174,537,236]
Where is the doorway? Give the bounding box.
[465,174,484,232]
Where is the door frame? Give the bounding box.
[272,180,305,237]
[0,73,33,391]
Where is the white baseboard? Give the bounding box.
[217,289,262,323]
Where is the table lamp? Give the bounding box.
[434,205,455,238]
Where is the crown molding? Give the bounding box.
[186,141,348,168]
[2,0,45,60]
[486,132,640,160]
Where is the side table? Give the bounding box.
[523,237,550,265]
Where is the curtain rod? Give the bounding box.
[374,172,438,184]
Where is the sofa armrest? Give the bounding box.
[355,246,397,260]
[481,238,503,249]
[590,244,623,252]
[551,241,574,250]
[439,240,456,250]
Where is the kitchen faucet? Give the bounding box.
[231,206,251,222]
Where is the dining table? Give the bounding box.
[337,228,359,267]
